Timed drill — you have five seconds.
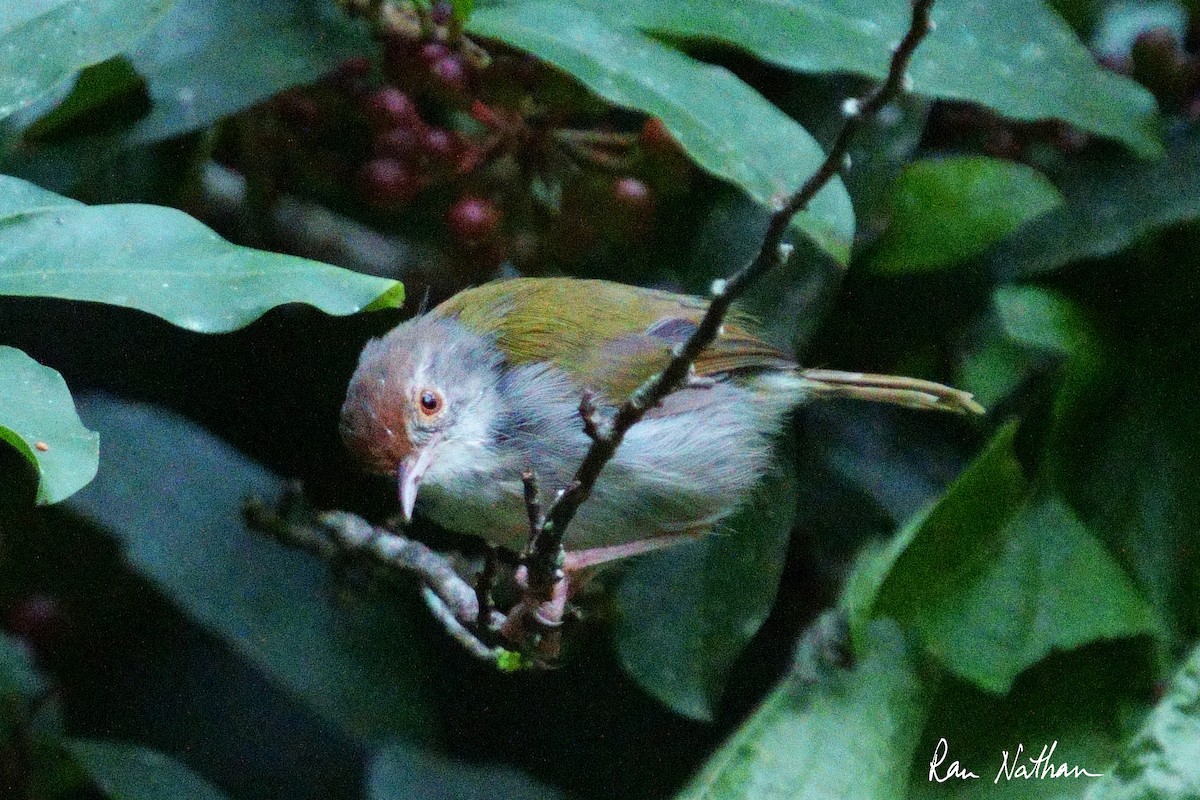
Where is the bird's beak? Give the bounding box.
[397,437,438,523]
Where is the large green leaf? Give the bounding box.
[0,346,99,505]
[0,0,171,122]
[468,2,855,264]
[848,424,1159,693]
[868,157,1062,273]
[1085,642,1200,800]
[842,424,1028,646]
[614,439,797,721]
[66,396,433,742]
[0,175,403,332]
[677,620,929,800]
[1044,248,1200,645]
[992,124,1200,275]
[66,740,229,800]
[569,0,1161,157]
[118,0,372,147]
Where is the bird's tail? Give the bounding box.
[793,368,985,415]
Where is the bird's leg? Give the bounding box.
[563,531,703,571]
[498,562,569,662]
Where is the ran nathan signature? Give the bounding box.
[928,738,1105,784]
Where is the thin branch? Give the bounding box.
[578,391,603,442]
[246,497,482,628]
[525,0,938,589]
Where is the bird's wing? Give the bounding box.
[433,277,794,403]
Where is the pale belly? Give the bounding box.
[415,379,794,554]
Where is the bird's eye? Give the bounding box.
[418,389,444,417]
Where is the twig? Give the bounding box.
[522,0,938,593]
[578,391,603,442]
[245,497,483,629]
[474,544,500,629]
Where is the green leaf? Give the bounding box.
[24,57,148,141]
[912,493,1159,693]
[677,619,930,800]
[995,284,1099,358]
[1085,642,1200,800]
[0,346,99,505]
[450,0,477,23]
[0,0,171,122]
[569,0,1162,157]
[0,175,403,332]
[868,157,1063,273]
[66,396,433,742]
[843,423,1029,646]
[117,0,372,147]
[1049,295,1200,648]
[66,740,229,800]
[992,124,1200,275]
[614,439,797,721]
[849,424,1159,693]
[468,2,855,265]
[368,742,562,800]
[955,331,1038,410]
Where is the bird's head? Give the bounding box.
[339,315,504,521]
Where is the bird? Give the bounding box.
[339,277,983,570]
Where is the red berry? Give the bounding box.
[419,42,451,67]
[447,196,501,241]
[1131,27,1188,100]
[431,1,453,25]
[612,176,653,212]
[640,118,679,155]
[373,126,421,160]
[470,99,502,128]
[420,127,459,162]
[366,87,419,129]
[360,158,420,205]
[430,55,468,93]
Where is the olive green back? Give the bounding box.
[433,277,793,402]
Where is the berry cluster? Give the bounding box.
[248,0,692,279]
[1116,21,1200,118]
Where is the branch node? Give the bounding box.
[841,97,862,118]
[578,391,604,442]
[710,278,728,297]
